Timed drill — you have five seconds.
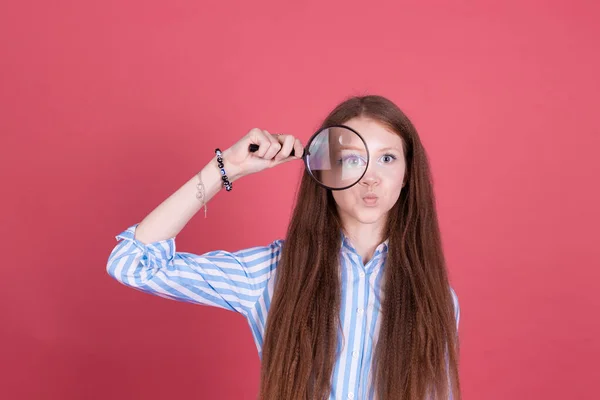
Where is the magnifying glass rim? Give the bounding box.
[303,124,370,191]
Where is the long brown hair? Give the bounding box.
[258,95,460,399]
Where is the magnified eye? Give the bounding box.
[337,153,367,168]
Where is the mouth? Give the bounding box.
[362,193,379,206]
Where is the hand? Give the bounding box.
[221,128,304,181]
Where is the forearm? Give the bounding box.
[134,151,241,244]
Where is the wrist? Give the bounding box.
[220,148,243,183]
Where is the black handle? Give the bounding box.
[249,143,297,157]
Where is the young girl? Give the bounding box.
[106,95,461,400]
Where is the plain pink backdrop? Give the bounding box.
[1,0,599,399]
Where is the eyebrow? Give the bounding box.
[338,145,366,151]
[338,145,402,153]
[375,147,402,153]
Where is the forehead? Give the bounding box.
[342,117,404,152]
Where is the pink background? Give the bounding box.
[1,0,599,399]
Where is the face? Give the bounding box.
[331,117,407,228]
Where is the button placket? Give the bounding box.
[347,259,367,399]
[354,265,372,398]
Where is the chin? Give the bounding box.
[352,209,387,224]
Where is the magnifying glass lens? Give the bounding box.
[305,126,368,190]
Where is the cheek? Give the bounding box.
[332,189,367,215]
[389,186,403,205]
[382,168,405,192]
[380,179,404,208]
[332,190,356,209]
[381,165,405,181]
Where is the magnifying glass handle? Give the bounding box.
[248,143,298,157]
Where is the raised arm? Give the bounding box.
[106,129,304,316]
[131,128,303,244]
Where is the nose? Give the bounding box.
[359,163,380,188]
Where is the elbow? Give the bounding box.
[105,244,147,287]
[105,252,128,284]
[105,256,121,282]
[106,232,173,287]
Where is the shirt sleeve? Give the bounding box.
[106,223,283,317]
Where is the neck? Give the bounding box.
[341,219,387,265]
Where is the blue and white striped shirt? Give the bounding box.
[106,223,460,399]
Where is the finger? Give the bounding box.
[249,128,271,158]
[275,134,295,161]
[292,138,304,159]
[262,131,282,160]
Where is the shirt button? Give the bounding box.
[359,271,365,277]
[352,351,358,359]
[357,308,364,316]
[348,393,354,399]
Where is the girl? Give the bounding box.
[106,95,461,399]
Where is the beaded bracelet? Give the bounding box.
[215,148,232,191]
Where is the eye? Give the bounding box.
[379,153,397,163]
[337,154,367,168]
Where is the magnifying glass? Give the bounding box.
[249,125,369,190]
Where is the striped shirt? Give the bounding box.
[106,223,460,399]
